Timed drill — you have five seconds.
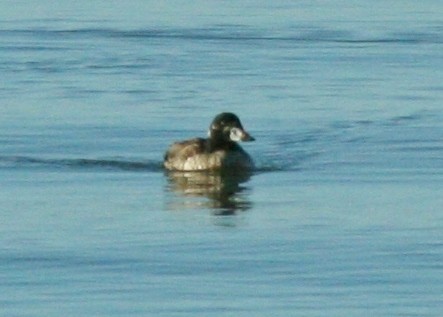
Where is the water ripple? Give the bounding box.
[1,26,442,44]
[0,156,162,172]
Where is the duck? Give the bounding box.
[164,112,255,171]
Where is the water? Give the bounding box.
[1,1,443,316]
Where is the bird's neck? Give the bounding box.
[206,136,235,152]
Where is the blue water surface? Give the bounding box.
[1,1,443,316]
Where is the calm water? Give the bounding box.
[1,1,443,316]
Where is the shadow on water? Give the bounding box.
[164,169,253,215]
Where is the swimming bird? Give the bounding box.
[164,112,255,171]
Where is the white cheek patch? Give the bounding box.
[229,127,243,142]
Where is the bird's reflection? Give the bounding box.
[164,170,253,215]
